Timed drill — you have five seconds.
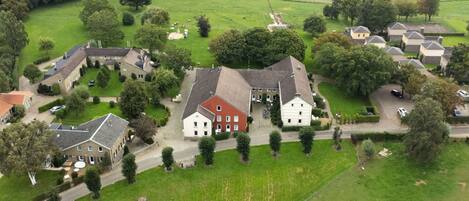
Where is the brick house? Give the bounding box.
[0,91,33,124]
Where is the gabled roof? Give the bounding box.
[0,91,33,105]
[388,22,407,30]
[384,46,404,56]
[85,47,130,57]
[421,41,445,50]
[276,57,315,106]
[365,35,386,44]
[0,99,13,117]
[52,113,128,150]
[403,31,425,40]
[399,59,425,69]
[352,26,371,33]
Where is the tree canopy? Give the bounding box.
[417,0,440,21]
[420,79,462,115]
[357,0,398,32]
[199,136,216,166]
[135,23,167,54]
[209,29,246,64]
[160,46,192,78]
[197,15,211,37]
[0,0,29,20]
[86,10,124,46]
[303,15,326,36]
[119,0,151,10]
[395,0,418,21]
[312,32,352,52]
[141,7,170,25]
[120,80,148,119]
[446,44,469,84]
[79,0,115,25]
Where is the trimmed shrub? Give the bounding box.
[56,177,64,185]
[350,132,404,144]
[212,132,230,141]
[109,101,116,108]
[93,96,100,104]
[51,83,61,95]
[55,109,67,119]
[281,126,303,132]
[122,12,135,26]
[310,120,321,126]
[313,95,325,109]
[311,108,323,117]
[38,99,65,113]
[247,116,253,124]
[119,75,127,82]
[447,116,469,124]
[33,56,51,65]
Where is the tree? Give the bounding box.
[123,145,130,156]
[162,147,174,171]
[65,88,89,114]
[312,32,352,52]
[446,44,469,84]
[153,68,179,95]
[100,152,112,171]
[362,139,375,160]
[119,0,151,10]
[420,79,462,115]
[74,86,91,100]
[395,63,427,97]
[131,115,156,144]
[340,0,361,25]
[141,7,170,25]
[395,0,418,21]
[323,4,339,20]
[198,136,216,166]
[404,97,449,164]
[0,69,10,92]
[236,133,251,162]
[0,121,56,185]
[135,23,167,55]
[264,29,306,64]
[79,0,115,25]
[197,15,211,37]
[161,46,192,78]
[96,70,109,88]
[23,64,42,83]
[122,153,137,184]
[333,126,342,150]
[38,37,54,56]
[467,22,469,33]
[47,190,61,201]
[209,29,246,64]
[120,80,148,119]
[269,131,282,157]
[299,127,315,155]
[84,167,101,199]
[0,0,29,20]
[0,11,29,56]
[303,15,326,36]
[86,10,124,46]
[417,0,440,21]
[243,28,272,66]
[357,0,398,33]
[122,12,135,26]
[146,80,161,106]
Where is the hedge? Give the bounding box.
[32,181,72,201]
[38,99,65,113]
[350,132,405,144]
[424,32,466,37]
[281,126,303,132]
[212,132,230,141]
[33,56,51,65]
[446,116,469,124]
[355,115,380,123]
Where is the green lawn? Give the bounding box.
[318,82,371,116]
[0,171,62,201]
[145,104,170,124]
[78,68,123,97]
[310,142,469,201]
[59,102,123,125]
[18,0,345,74]
[78,141,356,201]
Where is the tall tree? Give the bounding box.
[119,0,151,10]
[134,23,167,55]
[417,0,440,21]
[120,80,148,119]
[0,121,56,185]
[243,27,271,66]
[65,88,89,114]
[362,139,375,160]
[79,0,115,25]
[141,7,170,25]
[96,70,109,88]
[153,68,179,95]
[333,126,342,150]
[236,133,251,163]
[303,15,326,37]
[404,97,449,164]
[86,10,124,46]
[312,32,352,52]
[38,37,55,56]
[198,136,216,166]
[323,4,339,20]
[162,147,174,171]
[299,127,315,156]
[420,79,462,115]
[209,29,246,64]
[269,131,282,157]
[264,29,306,64]
[395,0,418,21]
[446,44,469,84]
[160,46,192,78]
[0,11,29,56]
[357,0,398,33]
[0,0,29,20]
[23,64,42,83]
[340,0,361,25]
[130,115,156,144]
[121,153,137,184]
[395,63,427,97]
[197,15,211,37]
[0,69,10,92]
[84,167,102,199]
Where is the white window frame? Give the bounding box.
[226,124,231,131]
[226,116,231,122]
[234,115,239,122]
[234,124,239,131]
[77,145,82,151]
[217,124,222,130]
[217,115,222,122]
[216,105,222,111]
[88,146,93,152]
[98,147,103,152]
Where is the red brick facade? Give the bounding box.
[201,96,248,133]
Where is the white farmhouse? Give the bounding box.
[401,31,425,52]
[365,35,386,48]
[419,41,445,64]
[387,22,407,41]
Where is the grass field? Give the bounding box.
[0,171,62,201]
[318,82,371,116]
[78,141,357,201]
[310,142,469,201]
[78,68,123,97]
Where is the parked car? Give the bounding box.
[453,109,463,117]
[50,105,66,114]
[390,89,403,99]
[88,80,95,87]
[397,107,408,118]
[457,90,469,101]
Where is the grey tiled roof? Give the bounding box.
[237,69,287,89]
[404,31,425,40]
[277,57,315,106]
[388,22,407,30]
[384,46,404,55]
[352,26,371,33]
[366,35,386,44]
[421,41,445,50]
[85,47,130,57]
[52,113,128,150]
[399,59,425,69]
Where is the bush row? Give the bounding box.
[212,132,230,141]
[33,56,51,65]
[446,116,469,124]
[424,32,466,37]
[32,181,72,201]
[156,105,171,127]
[38,98,65,113]
[350,132,405,144]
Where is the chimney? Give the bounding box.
[209,91,214,96]
[420,27,425,34]
[437,36,443,44]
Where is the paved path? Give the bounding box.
[18,76,58,124]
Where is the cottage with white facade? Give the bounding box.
[365,35,386,48]
[418,41,445,64]
[387,22,407,41]
[401,31,425,52]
